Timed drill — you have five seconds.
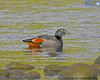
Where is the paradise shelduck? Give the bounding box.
[22,29,71,47]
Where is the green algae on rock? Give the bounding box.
[6,62,35,71]
[44,64,62,76]
[47,52,58,57]
[44,71,57,76]
[58,63,97,79]
[0,69,9,77]
[94,56,100,64]
[0,76,8,80]
[91,64,100,75]
[9,70,26,79]
[61,66,70,70]
[27,71,41,79]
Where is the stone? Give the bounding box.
[44,64,62,76]
[58,63,97,79]
[6,62,35,71]
[0,69,9,77]
[0,76,8,80]
[27,71,41,79]
[91,64,100,75]
[94,56,100,64]
[9,70,26,79]
[47,52,58,57]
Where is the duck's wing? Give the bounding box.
[23,35,57,43]
[22,37,45,43]
[22,38,34,43]
[23,35,61,47]
[22,37,45,47]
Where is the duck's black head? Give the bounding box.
[55,29,71,39]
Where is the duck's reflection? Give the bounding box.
[26,46,63,55]
[26,47,42,54]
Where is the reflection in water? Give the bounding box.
[26,47,42,54]
[26,46,62,55]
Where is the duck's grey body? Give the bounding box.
[23,29,70,48]
[36,35,63,47]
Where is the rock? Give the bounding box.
[27,79,35,80]
[27,71,41,79]
[61,66,70,70]
[44,64,62,76]
[47,52,58,57]
[91,64,100,75]
[94,56,100,64]
[0,76,8,80]
[6,62,35,71]
[44,71,56,76]
[9,70,26,79]
[57,78,97,80]
[58,63,97,80]
[0,69,9,77]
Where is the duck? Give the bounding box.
[22,29,71,48]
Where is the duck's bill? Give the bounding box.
[66,33,71,35]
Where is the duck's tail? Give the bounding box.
[22,38,33,42]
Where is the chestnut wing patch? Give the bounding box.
[26,42,39,47]
[33,38,45,43]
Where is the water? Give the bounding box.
[0,0,100,80]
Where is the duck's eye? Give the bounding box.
[64,31,67,33]
[64,29,67,32]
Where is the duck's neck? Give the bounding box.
[55,35,63,48]
[55,31,62,39]
[55,35,62,39]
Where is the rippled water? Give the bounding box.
[0,0,100,80]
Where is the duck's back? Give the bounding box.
[37,35,63,47]
[37,35,57,40]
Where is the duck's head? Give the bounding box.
[55,29,71,39]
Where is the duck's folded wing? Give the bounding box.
[23,38,45,43]
[22,38,34,43]
[33,38,45,43]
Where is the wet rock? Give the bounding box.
[0,69,9,77]
[44,71,56,76]
[58,63,97,80]
[58,78,97,80]
[6,62,35,71]
[61,66,70,70]
[27,71,41,79]
[44,64,62,76]
[91,64,100,75]
[94,56,100,64]
[47,52,58,57]
[0,76,8,80]
[9,70,26,79]
[27,79,35,80]
[10,79,25,80]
